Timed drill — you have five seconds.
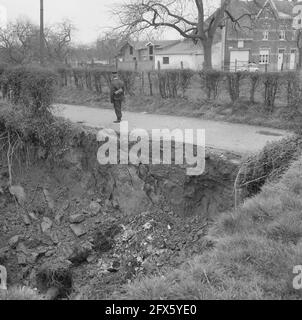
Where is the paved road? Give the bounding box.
[55,104,292,155]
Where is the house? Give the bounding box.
[118,38,222,71]
[154,39,222,70]
[223,0,298,71]
[118,40,180,70]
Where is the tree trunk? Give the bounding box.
[202,38,213,71]
[298,46,302,70]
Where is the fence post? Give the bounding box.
[157,61,161,71]
[135,60,138,71]
[141,71,145,95]
[148,72,153,96]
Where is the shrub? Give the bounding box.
[179,69,195,98]
[283,72,299,107]
[225,72,246,102]
[199,70,224,100]
[1,66,58,115]
[118,70,137,96]
[237,135,302,199]
[248,73,261,103]
[261,73,281,112]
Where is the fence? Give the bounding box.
[118,60,155,71]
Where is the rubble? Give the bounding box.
[41,218,53,233]
[70,224,86,237]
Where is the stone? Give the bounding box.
[41,218,53,233]
[112,200,120,210]
[69,214,85,224]
[28,212,38,221]
[49,231,59,244]
[61,201,70,211]
[110,166,152,216]
[68,242,93,265]
[70,224,86,237]
[9,185,26,204]
[23,215,31,226]
[143,222,153,230]
[87,255,96,263]
[94,232,113,253]
[17,253,27,265]
[0,247,8,265]
[45,250,55,257]
[89,201,102,215]
[43,189,55,211]
[8,235,22,248]
[55,211,64,225]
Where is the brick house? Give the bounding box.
[223,0,298,72]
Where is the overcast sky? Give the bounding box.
[0,0,219,44]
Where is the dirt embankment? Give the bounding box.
[0,123,240,299]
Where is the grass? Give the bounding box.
[0,287,44,300]
[111,155,302,300]
[55,86,300,131]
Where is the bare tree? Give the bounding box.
[44,20,75,64]
[112,0,254,70]
[96,31,129,64]
[0,19,75,66]
[0,20,39,64]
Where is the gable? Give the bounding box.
[258,1,278,19]
[257,0,279,19]
[256,0,294,20]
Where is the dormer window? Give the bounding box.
[263,31,269,40]
[279,30,285,40]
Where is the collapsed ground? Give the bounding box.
[1,65,302,300]
[0,106,240,299]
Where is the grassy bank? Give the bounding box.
[112,154,302,300]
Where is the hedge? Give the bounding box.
[2,64,299,113]
[54,67,302,111]
[0,65,58,115]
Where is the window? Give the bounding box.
[279,30,285,40]
[163,57,170,65]
[259,49,269,64]
[149,45,154,55]
[149,56,154,61]
[263,31,269,40]
[130,46,133,55]
[238,40,244,48]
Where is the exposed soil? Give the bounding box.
[0,125,240,299]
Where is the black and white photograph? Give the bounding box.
[0,0,302,307]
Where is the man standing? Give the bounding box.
[110,72,125,123]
